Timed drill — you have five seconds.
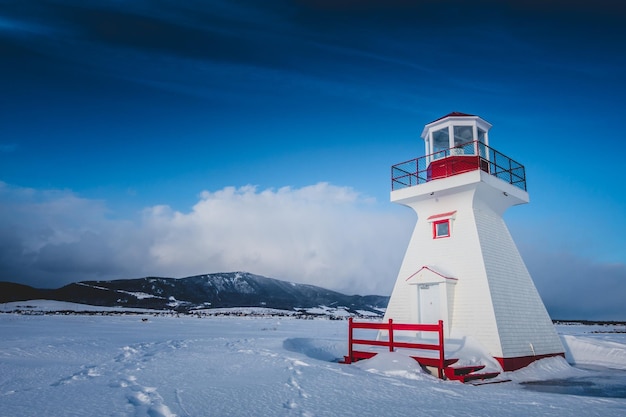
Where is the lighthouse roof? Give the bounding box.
[428,112,475,124]
[421,112,492,139]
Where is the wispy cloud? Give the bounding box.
[0,144,17,153]
[0,16,53,36]
[0,0,467,114]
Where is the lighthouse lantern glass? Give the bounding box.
[453,125,473,147]
[432,128,449,158]
[477,128,486,143]
[453,125,474,156]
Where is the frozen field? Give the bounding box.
[0,302,625,417]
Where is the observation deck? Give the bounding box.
[391,140,526,192]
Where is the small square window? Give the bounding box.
[433,219,450,239]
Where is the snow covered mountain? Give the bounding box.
[0,272,388,315]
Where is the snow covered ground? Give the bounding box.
[0,302,625,417]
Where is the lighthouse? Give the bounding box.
[383,112,564,371]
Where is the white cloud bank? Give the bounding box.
[521,246,626,321]
[142,183,411,294]
[0,181,411,295]
[1,180,624,319]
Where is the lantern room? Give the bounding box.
[419,112,493,182]
[421,112,492,164]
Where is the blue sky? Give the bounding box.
[1,0,625,320]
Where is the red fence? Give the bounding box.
[345,318,446,378]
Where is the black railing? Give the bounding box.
[391,141,526,191]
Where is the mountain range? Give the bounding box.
[0,272,388,316]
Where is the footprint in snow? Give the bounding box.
[51,365,100,386]
[124,378,177,417]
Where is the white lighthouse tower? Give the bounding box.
[384,112,564,371]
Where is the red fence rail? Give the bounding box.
[345,318,446,378]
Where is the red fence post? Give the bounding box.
[347,317,354,364]
[388,318,394,352]
[438,320,444,379]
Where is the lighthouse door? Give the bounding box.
[418,284,441,324]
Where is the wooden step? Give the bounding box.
[458,371,501,383]
[340,350,378,364]
[444,364,485,378]
[411,356,458,368]
[468,377,512,386]
[445,369,501,383]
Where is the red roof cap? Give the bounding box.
[428,112,475,124]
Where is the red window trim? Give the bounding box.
[433,219,450,239]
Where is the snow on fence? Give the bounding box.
[344,318,447,378]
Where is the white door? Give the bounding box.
[418,284,441,324]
